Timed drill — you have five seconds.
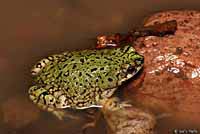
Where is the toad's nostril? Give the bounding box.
[135,57,144,66]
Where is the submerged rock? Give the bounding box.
[101,98,156,134]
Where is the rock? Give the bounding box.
[125,10,200,124]
[101,98,157,134]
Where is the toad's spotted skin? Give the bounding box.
[28,45,144,119]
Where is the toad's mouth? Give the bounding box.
[118,64,144,86]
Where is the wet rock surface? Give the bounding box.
[125,10,200,129]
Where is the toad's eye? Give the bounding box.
[127,65,136,74]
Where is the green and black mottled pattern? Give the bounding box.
[29,45,144,110]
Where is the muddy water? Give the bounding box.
[1,0,200,134]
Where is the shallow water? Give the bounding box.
[1,0,200,134]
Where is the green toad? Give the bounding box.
[28,45,144,119]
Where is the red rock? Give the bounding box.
[125,10,200,124]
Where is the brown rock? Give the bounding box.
[125,10,200,123]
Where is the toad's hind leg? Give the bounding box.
[28,85,79,120]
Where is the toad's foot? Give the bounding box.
[101,97,132,112]
[82,110,102,134]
